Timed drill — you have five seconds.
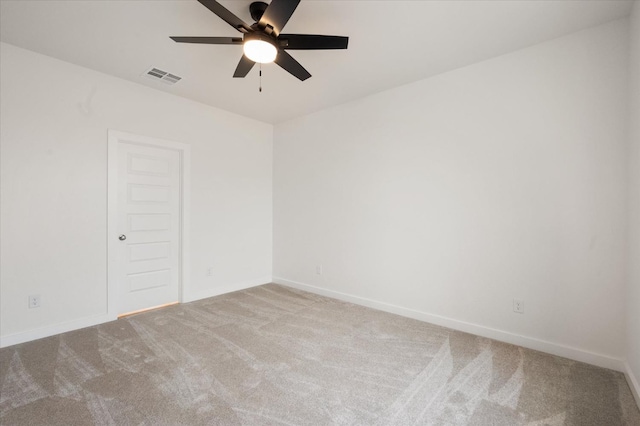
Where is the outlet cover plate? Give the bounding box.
[29,294,41,309]
[513,298,524,314]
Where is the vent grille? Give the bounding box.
[144,67,182,85]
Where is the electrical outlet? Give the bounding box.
[513,299,524,314]
[316,265,323,275]
[207,267,213,277]
[29,294,41,309]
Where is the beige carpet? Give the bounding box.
[1,284,639,425]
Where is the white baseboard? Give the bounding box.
[182,277,272,303]
[0,313,115,349]
[624,362,640,409]
[273,277,625,372]
[1,277,272,349]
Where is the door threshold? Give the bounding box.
[118,301,179,319]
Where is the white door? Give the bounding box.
[116,142,181,315]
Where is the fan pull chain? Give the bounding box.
[259,64,262,93]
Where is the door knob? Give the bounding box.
[119,234,127,241]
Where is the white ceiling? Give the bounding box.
[0,0,633,124]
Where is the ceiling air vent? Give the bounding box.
[143,67,182,85]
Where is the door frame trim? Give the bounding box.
[107,130,191,319]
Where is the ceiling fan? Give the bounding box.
[170,0,349,81]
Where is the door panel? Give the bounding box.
[128,214,172,231]
[127,269,172,292]
[128,154,171,175]
[128,184,171,203]
[128,242,171,262]
[117,143,180,315]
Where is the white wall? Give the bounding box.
[626,1,640,403]
[0,43,273,344]
[273,20,630,368]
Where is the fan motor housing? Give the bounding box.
[244,31,277,46]
[250,2,269,22]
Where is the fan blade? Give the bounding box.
[258,0,300,36]
[170,36,243,45]
[198,0,252,33]
[279,34,349,50]
[274,50,311,81]
[233,55,256,78]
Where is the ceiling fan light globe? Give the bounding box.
[243,39,277,63]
